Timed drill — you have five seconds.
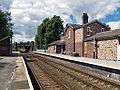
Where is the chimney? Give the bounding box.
[82,13,88,24]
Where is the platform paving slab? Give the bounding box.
[0,56,33,90]
[34,51,120,71]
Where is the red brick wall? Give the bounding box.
[48,45,56,53]
[64,27,74,54]
[84,22,108,39]
[75,28,84,56]
[84,42,94,58]
[83,22,109,58]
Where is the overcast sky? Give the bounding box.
[0,0,120,42]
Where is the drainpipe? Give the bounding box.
[73,29,75,52]
[95,41,98,59]
[82,28,85,57]
[93,36,98,59]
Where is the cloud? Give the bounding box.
[107,21,120,30]
[12,34,34,43]
[0,0,12,11]
[7,0,120,42]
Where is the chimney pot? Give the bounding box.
[82,13,88,24]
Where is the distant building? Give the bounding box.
[0,36,12,56]
[30,41,36,51]
[15,41,36,52]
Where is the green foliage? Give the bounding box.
[69,52,79,57]
[0,10,13,38]
[18,48,25,53]
[35,15,63,49]
[103,23,111,30]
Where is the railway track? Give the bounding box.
[25,53,120,90]
[27,59,67,90]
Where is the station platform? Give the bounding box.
[34,51,120,72]
[0,56,33,90]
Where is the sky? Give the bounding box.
[0,0,120,42]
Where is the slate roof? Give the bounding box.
[48,40,65,46]
[64,23,82,32]
[82,20,107,28]
[68,23,82,29]
[64,20,107,32]
[0,36,10,42]
[84,29,120,41]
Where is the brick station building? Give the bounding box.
[64,13,109,56]
[48,13,120,61]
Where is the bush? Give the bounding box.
[18,48,25,53]
[72,52,79,57]
[69,52,79,57]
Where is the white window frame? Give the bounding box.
[68,31,71,39]
[87,27,92,36]
[53,45,56,50]
[101,28,104,32]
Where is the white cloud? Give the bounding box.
[23,16,31,22]
[6,0,120,42]
[107,21,120,30]
[13,34,34,42]
[0,0,12,11]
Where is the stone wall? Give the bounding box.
[97,39,118,60]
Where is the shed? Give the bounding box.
[0,36,12,56]
[48,40,65,54]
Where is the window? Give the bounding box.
[53,46,56,50]
[101,28,104,32]
[68,31,71,38]
[87,27,92,37]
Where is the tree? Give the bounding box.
[35,18,50,49]
[35,15,63,49]
[0,10,13,39]
[103,23,111,30]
